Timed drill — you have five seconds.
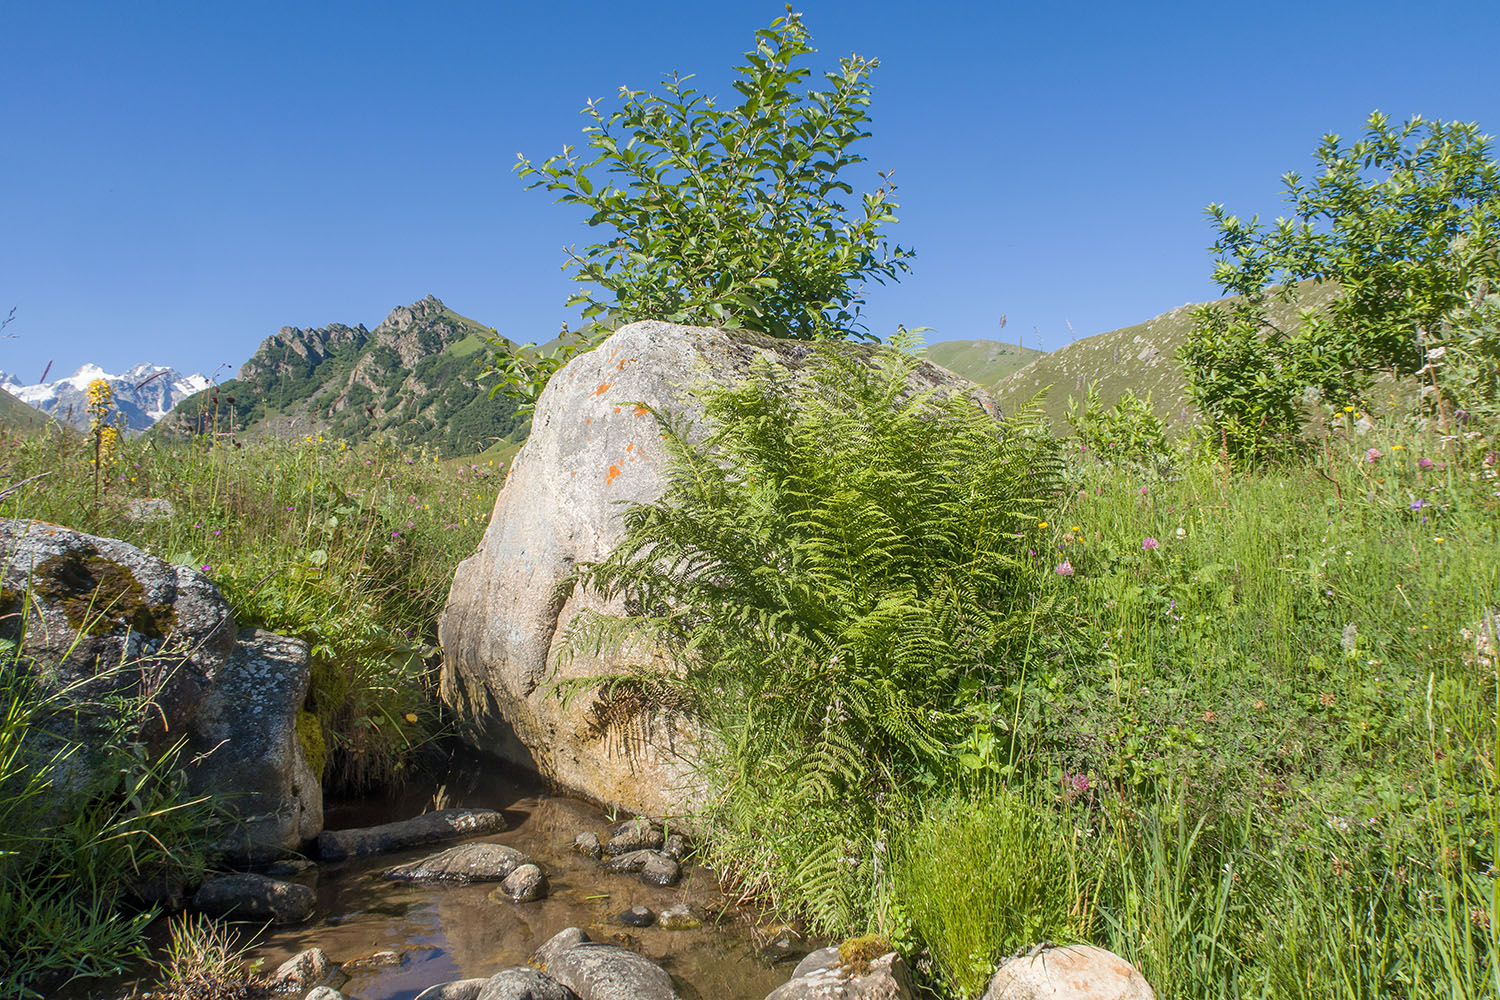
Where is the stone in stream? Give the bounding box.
[191,872,315,924]
[982,944,1155,1000]
[317,808,508,861]
[266,858,316,877]
[767,946,915,1000]
[414,979,489,1000]
[384,843,533,882]
[499,863,549,902]
[305,989,347,1000]
[618,905,655,927]
[604,817,664,855]
[476,968,581,1000]
[530,926,679,1000]
[439,323,995,818]
[342,948,404,971]
[603,849,680,887]
[573,831,603,859]
[656,903,701,931]
[271,946,346,991]
[662,831,689,861]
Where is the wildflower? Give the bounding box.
[1340,624,1358,652]
[1418,457,1433,469]
[1142,537,1159,550]
[1037,522,1049,530]
[1319,692,1336,707]
[1365,448,1382,463]
[1175,526,1186,539]
[1391,444,1405,450]
[1343,405,1355,413]
[1252,699,1267,711]
[212,529,222,536]
[1433,537,1445,543]
[1055,560,1074,577]
[1410,499,1424,510]
[1070,525,1082,532]
[1138,485,1148,495]
[404,712,419,724]
[201,565,212,573]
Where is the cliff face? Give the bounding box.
[164,295,530,458]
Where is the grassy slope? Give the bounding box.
[921,339,1047,389]
[993,282,1341,433]
[0,384,61,433]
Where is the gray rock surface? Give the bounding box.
[499,862,549,902]
[384,842,532,882]
[983,945,1155,999]
[476,968,580,1000]
[538,940,679,1000]
[656,903,700,930]
[305,989,347,1000]
[191,872,315,924]
[573,831,602,859]
[618,905,655,927]
[318,808,508,861]
[0,519,322,860]
[414,978,489,1000]
[272,947,342,991]
[603,849,680,887]
[605,817,664,855]
[767,947,915,1000]
[439,322,996,816]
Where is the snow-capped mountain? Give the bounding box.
[1,363,211,433]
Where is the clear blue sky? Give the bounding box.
[2,0,1497,382]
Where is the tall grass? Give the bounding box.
[0,426,495,791]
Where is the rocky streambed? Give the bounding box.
[239,755,799,1000]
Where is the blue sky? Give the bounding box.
[2,0,1497,381]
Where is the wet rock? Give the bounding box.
[603,849,680,887]
[476,968,580,1000]
[306,989,346,1000]
[982,944,1155,1000]
[618,905,655,927]
[192,872,315,924]
[318,808,508,861]
[759,926,804,964]
[768,947,915,1000]
[662,832,689,860]
[342,948,404,971]
[500,863,549,902]
[656,903,701,931]
[605,817,664,855]
[384,842,532,882]
[272,947,340,991]
[532,927,679,1000]
[573,831,602,859]
[414,978,490,1000]
[266,858,316,877]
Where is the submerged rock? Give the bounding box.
[603,849,680,886]
[530,926,679,1000]
[656,903,701,931]
[383,842,532,882]
[271,947,343,991]
[318,808,507,861]
[573,831,603,859]
[499,862,549,902]
[342,948,404,971]
[982,944,1155,1000]
[605,817,664,855]
[476,968,580,1000]
[191,872,315,924]
[439,322,997,817]
[618,905,655,927]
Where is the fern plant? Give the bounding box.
[564,342,1061,933]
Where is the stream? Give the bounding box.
[243,752,796,1000]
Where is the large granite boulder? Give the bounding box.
[0,519,322,859]
[439,322,993,816]
[983,945,1155,1000]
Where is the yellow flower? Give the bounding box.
[1070,525,1082,532]
[1343,405,1355,413]
[404,712,419,724]
[1434,537,1445,543]
[1037,522,1049,530]
[1392,444,1405,450]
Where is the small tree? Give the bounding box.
[515,9,911,336]
[1181,112,1500,460]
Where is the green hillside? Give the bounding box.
[164,295,529,458]
[922,339,1047,389]
[993,282,1342,434]
[0,385,60,433]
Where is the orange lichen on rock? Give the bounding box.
[606,464,622,485]
[625,442,634,453]
[593,382,614,397]
[633,405,650,417]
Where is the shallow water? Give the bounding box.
[243,754,796,1000]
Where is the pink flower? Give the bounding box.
[1055,561,1074,577]
[1418,457,1433,470]
[1142,537,1159,550]
[1365,448,1382,463]
[200,565,212,573]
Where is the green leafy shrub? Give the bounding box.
[1181,112,1500,462]
[565,343,1060,932]
[1065,383,1170,471]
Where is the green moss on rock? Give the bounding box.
[32,547,177,638]
[296,710,327,781]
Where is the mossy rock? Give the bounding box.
[838,933,891,976]
[297,710,328,781]
[32,546,177,637]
